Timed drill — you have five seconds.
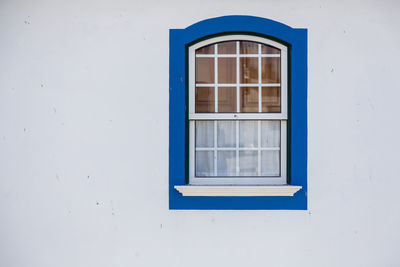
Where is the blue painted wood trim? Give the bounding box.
[169,16,307,210]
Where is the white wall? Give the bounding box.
[1,0,399,266]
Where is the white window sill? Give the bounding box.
[174,185,302,197]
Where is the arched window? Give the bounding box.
[169,16,307,209]
[188,35,287,185]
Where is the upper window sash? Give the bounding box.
[188,35,288,120]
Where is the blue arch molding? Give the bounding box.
[169,16,307,210]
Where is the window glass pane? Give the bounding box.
[239,151,258,176]
[196,44,215,54]
[240,57,258,83]
[262,87,281,113]
[218,41,236,54]
[217,121,236,148]
[261,44,280,54]
[196,151,214,176]
[240,87,258,112]
[239,121,258,148]
[240,41,258,54]
[261,121,280,147]
[196,58,214,84]
[261,57,280,84]
[196,121,214,147]
[194,121,281,178]
[218,58,236,84]
[195,87,214,113]
[217,151,236,176]
[261,151,280,176]
[218,87,236,113]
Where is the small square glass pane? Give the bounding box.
[217,151,236,176]
[218,41,236,54]
[262,87,281,112]
[196,44,215,54]
[218,87,236,112]
[240,57,258,84]
[196,121,214,147]
[240,87,258,112]
[218,58,236,84]
[196,151,214,176]
[261,151,280,176]
[261,58,280,84]
[261,44,280,54]
[239,121,258,148]
[261,121,280,147]
[217,121,236,148]
[239,151,258,176]
[196,58,215,84]
[240,41,258,54]
[195,87,214,113]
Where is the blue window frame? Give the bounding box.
[169,15,307,210]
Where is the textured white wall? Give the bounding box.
[1,0,399,266]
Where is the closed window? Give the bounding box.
[169,16,307,208]
[188,35,288,185]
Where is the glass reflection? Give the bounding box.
[240,57,258,84]
[240,87,258,112]
[261,58,280,84]
[218,41,236,54]
[240,41,258,54]
[195,87,214,113]
[261,87,280,112]
[196,58,215,84]
[218,58,236,84]
[218,87,236,113]
[196,44,215,54]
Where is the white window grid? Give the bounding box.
[195,120,282,176]
[188,35,288,185]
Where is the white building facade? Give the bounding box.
[0,0,399,266]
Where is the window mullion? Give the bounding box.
[236,120,239,176]
[236,41,240,113]
[258,120,261,176]
[258,43,262,113]
[258,44,262,176]
[214,120,217,176]
[214,44,218,176]
[236,41,240,176]
[215,44,218,113]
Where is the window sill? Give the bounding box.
[174,185,302,197]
